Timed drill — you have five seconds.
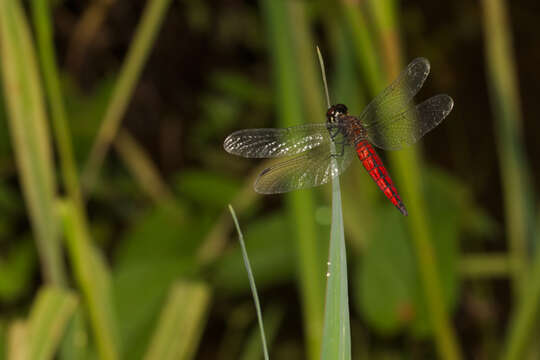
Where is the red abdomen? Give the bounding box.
[355,140,408,216]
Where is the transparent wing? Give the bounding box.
[357,58,453,150]
[359,57,431,129]
[254,132,356,194]
[366,94,454,150]
[224,123,334,158]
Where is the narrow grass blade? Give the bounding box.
[228,205,269,360]
[288,2,326,120]
[115,130,176,205]
[83,0,173,191]
[7,287,77,360]
[316,46,351,360]
[59,200,120,360]
[27,286,78,360]
[321,177,351,360]
[502,237,540,360]
[31,0,85,211]
[143,281,211,360]
[0,0,66,285]
[365,1,463,358]
[340,0,384,95]
[480,0,534,299]
[259,1,324,358]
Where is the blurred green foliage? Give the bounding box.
[0,0,538,359]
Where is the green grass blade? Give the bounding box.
[82,0,173,191]
[7,287,77,360]
[31,0,85,211]
[28,286,78,360]
[115,130,177,205]
[0,0,66,286]
[480,0,534,299]
[321,177,351,360]
[503,238,540,360]
[143,281,211,360]
[59,200,120,360]
[229,205,269,360]
[364,1,463,358]
[317,47,351,359]
[259,1,324,359]
[340,0,384,95]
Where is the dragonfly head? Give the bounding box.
[326,104,348,124]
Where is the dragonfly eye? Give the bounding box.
[326,104,348,123]
[334,104,348,115]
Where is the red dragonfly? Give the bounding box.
[224,58,453,216]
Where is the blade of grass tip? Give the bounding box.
[259,1,324,358]
[228,205,270,360]
[318,49,351,360]
[0,0,66,286]
[316,47,331,109]
[82,0,173,192]
[480,0,534,300]
[366,1,463,359]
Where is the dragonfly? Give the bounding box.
[223,58,453,216]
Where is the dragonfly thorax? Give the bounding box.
[326,104,348,124]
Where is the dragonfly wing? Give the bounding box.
[224,123,334,158]
[366,94,454,150]
[359,57,431,128]
[254,134,356,194]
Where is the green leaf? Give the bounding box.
[143,281,211,360]
[355,169,463,336]
[114,205,200,359]
[0,0,65,285]
[411,169,461,336]
[356,205,416,335]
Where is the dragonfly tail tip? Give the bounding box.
[399,205,408,216]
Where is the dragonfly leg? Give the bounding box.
[328,126,342,140]
[330,141,346,158]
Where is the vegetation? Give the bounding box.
[0,0,538,359]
